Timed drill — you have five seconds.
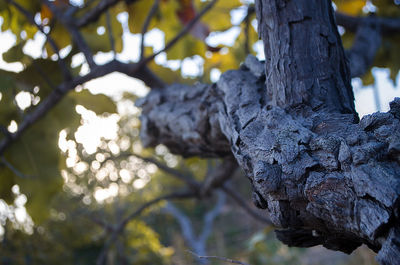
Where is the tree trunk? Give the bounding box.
[137,0,400,264]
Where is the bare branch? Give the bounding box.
[135,0,218,72]
[221,185,272,225]
[32,60,57,89]
[200,159,237,196]
[336,12,400,35]
[43,0,97,69]
[346,18,381,78]
[6,0,72,80]
[106,10,116,57]
[76,0,123,28]
[199,191,226,243]
[163,202,197,248]
[164,192,226,265]
[88,215,115,232]
[140,0,160,60]
[130,153,201,191]
[0,157,30,178]
[187,250,251,265]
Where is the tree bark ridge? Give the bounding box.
[255,0,355,114]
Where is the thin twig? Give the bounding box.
[32,60,57,90]
[140,0,160,60]
[133,0,218,73]
[187,250,251,265]
[0,126,11,138]
[0,157,30,178]
[89,215,115,232]
[105,10,116,57]
[200,159,237,196]
[43,0,97,69]
[221,185,272,225]
[131,153,201,191]
[76,0,122,28]
[6,0,72,80]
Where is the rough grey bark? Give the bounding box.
[137,0,400,264]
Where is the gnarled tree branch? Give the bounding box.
[138,52,400,263]
[139,0,400,252]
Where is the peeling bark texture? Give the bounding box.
[137,0,400,264]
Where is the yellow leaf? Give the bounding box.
[335,0,366,15]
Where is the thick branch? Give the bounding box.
[336,12,400,36]
[255,0,355,114]
[346,19,381,78]
[138,55,400,262]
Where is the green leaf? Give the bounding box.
[199,0,242,31]
[127,0,157,34]
[166,34,206,60]
[0,70,20,125]
[3,42,25,63]
[69,89,117,114]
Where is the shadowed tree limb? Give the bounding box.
[106,10,116,57]
[140,0,160,61]
[221,185,272,225]
[130,153,201,192]
[336,12,400,35]
[346,18,381,78]
[76,0,129,28]
[131,153,273,224]
[0,157,30,179]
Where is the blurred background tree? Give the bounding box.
[0,0,398,264]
